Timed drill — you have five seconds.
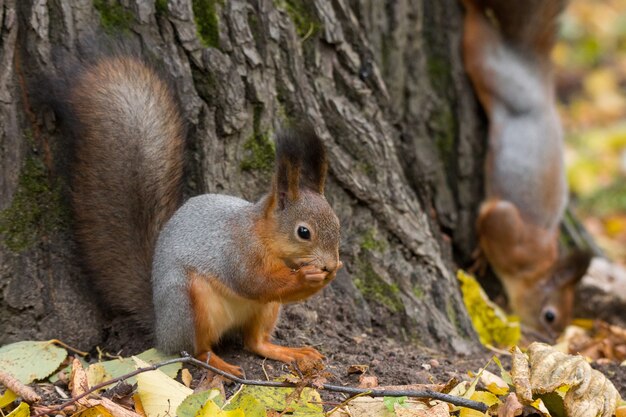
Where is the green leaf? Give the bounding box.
[224,394,266,417]
[97,348,181,385]
[493,356,513,386]
[383,396,407,412]
[177,390,224,417]
[0,341,67,383]
[226,385,323,416]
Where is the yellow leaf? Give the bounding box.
[531,399,552,417]
[86,363,110,389]
[0,389,17,408]
[70,405,115,417]
[480,370,509,396]
[133,357,193,417]
[457,270,520,348]
[6,402,29,417]
[197,400,244,417]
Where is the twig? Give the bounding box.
[49,339,88,357]
[325,390,371,416]
[33,355,488,416]
[0,370,41,403]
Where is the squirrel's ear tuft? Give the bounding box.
[274,123,328,198]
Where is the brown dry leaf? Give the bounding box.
[510,347,532,403]
[348,364,369,374]
[519,343,622,417]
[87,398,142,417]
[358,374,379,388]
[334,397,429,417]
[395,402,450,417]
[497,393,523,417]
[69,358,90,399]
[181,368,192,388]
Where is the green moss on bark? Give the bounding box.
[192,0,221,48]
[93,0,134,33]
[0,152,68,252]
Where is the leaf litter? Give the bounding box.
[0,339,624,417]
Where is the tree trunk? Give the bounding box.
[0,0,486,355]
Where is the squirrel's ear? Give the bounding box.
[274,123,328,196]
[552,250,593,289]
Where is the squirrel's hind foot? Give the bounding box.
[197,350,243,377]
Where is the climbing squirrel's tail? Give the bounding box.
[59,56,185,326]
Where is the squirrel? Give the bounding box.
[461,0,592,337]
[61,55,342,375]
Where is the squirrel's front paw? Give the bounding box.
[299,264,327,282]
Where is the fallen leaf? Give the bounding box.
[84,398,141,417]
[70,404,114,417]
[457,271,520,348]
[133,357,192,417]
[197,400,244,417]
[98,349,180,385]
[70,358,90,398]
[177,389,223,417]
[335,397,428,417]
[396,402,449,417]
[6,402,29,417]
[479,370,508,396]
[460,391,499,417]
[0,341,67,384]
[358,374,379,388]
[511,347,532,403]
[226,385,322,416]
[86,363,110,389]
[0,389,17,408]
[348,365,369,374]
[512,343,622,417]
[181,368,192,388]
[497,393,523,417]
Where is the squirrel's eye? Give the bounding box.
[297,226,311,240]
[543,308,556,324]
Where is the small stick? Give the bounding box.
[0,370,41,403]
[49,339,88,357]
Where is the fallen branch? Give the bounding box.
[32,354,488,416]
[0,370,41,403]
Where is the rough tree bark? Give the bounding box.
[0,0,486,356]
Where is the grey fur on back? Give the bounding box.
[152,194,259,353]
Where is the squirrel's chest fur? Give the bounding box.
[188,270,265,345]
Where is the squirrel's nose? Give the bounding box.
[323,259,343,273]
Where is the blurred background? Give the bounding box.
[558,0,626,264]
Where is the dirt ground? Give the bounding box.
[99,283,626,402]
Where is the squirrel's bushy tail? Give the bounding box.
[62,56,185,326]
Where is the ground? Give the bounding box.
[99,282,626,402]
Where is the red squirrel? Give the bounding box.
[461,0,592,337]
[63,56,341,375]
